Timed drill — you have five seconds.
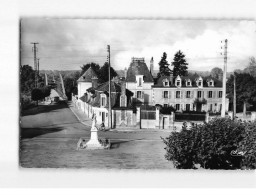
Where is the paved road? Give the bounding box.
[20,102,174,169]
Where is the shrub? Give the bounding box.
[162,118,251,169]
[238,121,256,169]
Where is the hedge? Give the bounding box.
[162,118,256,169]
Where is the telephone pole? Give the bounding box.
[107,45,112,129]
[31,42,39,88]
[233,73,236,120]
[221,39,228,117]
[37,58,40,87]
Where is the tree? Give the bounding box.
[244,57,256,78]
[171,50,188,77]
[98,62,118,83]
[157,52,171,78]
[80,62,100,76]
[227,72,256,117]
[210,67,223,80]
[31,88,43,106]
[20,65,35,94]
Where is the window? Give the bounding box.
[101,96,106,107]
[139,78,142,86]
[197,91,202,98]
[198,81,202,86]
[186,91,191,98]
[210,82,213,86]
[176,91,181,98]
[137,91,142,98]
[186,104,190,111]
[177,81,180,86]
[208,91,213,98]
[187,81,191,86]
[209,104,213,111]
[164,104,168,108]
[219,91,222,98]
[164,91,168,98]
[176,104,180,111]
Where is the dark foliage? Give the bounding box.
[98,62,118,83]
[238,121,256,169]
[171,50,188,77]
[160,105,176,114]
[20,65,35,94]
[80,62,100,76]
[162,118,254,169]
[157,52,172,78]
[227,72,256,115]
[31,88,44,102]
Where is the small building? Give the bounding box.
[77,67,99,99]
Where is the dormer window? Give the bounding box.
[136,75,143,87]
[163,78,169,87]
[139,78,142,86]
[175,75,182,87]
[207,79,214,87]
[185,79,192,87]
[196,76,203,88]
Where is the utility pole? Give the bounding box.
[233,73,236,120]
[221,39,228,117]
[37,58,40,87]
[31,42,39,88]
[107,45,112,129]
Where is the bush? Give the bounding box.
[31,88,44,102]
[162,118,255,169]
[238,121,256,169]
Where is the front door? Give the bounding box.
[102,112,105,123]
[163,117,167,129]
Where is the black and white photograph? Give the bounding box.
[20,18,256,170]
[1,0,256,191]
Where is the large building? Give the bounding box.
[76,57,229,129]
[124,57,229,113]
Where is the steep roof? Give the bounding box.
[88,81,133,108]
[126,60,154,83]
[77,67,98,82]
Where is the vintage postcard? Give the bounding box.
[20,18,256,170]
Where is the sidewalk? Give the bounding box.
[67,101,92,128]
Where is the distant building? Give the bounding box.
[77,67,99,98]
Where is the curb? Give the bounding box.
[68,103,91,128]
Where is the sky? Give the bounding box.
[20,19,256,72]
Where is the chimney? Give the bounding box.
[169,71,174,85]
[120,78,127,107]
[124,67,127,79]
[91,76,98,89]
[150,57,154,74]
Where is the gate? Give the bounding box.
[140,105,156,129]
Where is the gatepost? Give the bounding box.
[251,112,256,121]
[155,106,160,129]
[136,106,141,129]
[205,112,209,123]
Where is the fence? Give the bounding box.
[175,113,206,121]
